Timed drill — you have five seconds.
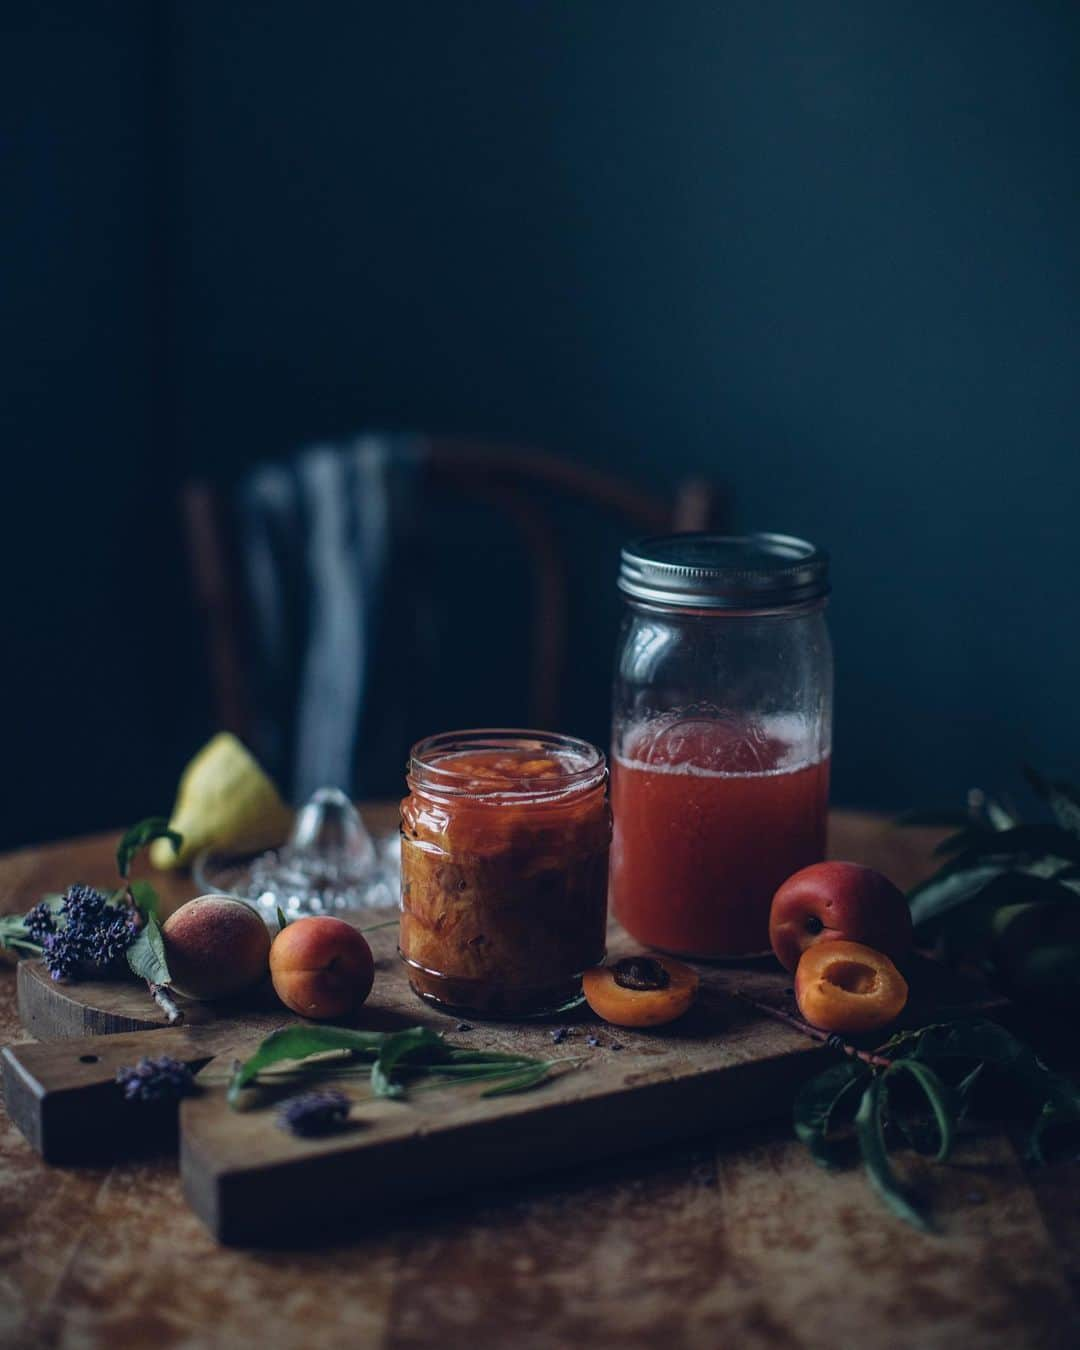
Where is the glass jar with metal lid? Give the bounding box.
[610,533,832,959]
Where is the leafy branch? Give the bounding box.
[794,1017,1080,1229]
[902,767,1080,1013]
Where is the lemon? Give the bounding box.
[151,732,293,869]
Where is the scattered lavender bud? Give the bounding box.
[585,1034,601,1047]
[610,1040,625,1051]
[550,1027,571,1044]
[456,1022,474,1033]
[116,1055,196,1103]
[277,1090,350,1138]
[23,902,57,946]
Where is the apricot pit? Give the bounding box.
[583,954,698,1027]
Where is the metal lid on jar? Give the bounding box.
[618,532,829,610]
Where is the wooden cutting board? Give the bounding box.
[2,918,1001,1246]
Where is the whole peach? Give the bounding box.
[269,916,374,1020]
[769,861,913,973]
[161,895,271,1000]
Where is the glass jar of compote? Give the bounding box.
[611,533,832,959]
[399,730,611,1018]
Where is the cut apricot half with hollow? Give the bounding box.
[583,955,699,1028]
[794,940,908,1035]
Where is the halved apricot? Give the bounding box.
[583,955,699,1028]
[794,939,908,1035]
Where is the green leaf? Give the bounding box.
[125,914,171,986]
[444,1048,546,1066]
[372,1027,449,1099]
[933,829,985,858]
[276,906,289,933]
[985,799,1018,832]
[909,1016,1079,1154]
[946,824,1080,870]
[1028,1080,1080,1164]
[228,1025,390,1107]
[794,1061,869,1168]
[909,867,1080,929]
[481,1061,556,1097]
[1025,766,1080,840]
[855,1076,930,1231]
[117,818,182,878]
[127,880,162,922]
[884,1060,955,1162]
[955,1062,985,1120]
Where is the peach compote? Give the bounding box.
[399,731,611,1018]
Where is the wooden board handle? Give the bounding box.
[1,1028,215,1163]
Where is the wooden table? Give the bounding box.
[1,810,1077,1350]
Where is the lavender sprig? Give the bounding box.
[22,901,57,945]
[115,1055,196,1103]
[37,884,139,981]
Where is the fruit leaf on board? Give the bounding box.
[227,1025,566,1112]
[228,1025,389,1105]
[125,914,171,986]
[371,1027,449,1099]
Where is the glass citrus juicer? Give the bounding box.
[194,786,398,918]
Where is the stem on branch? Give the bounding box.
[734,989,893,1070]
[147,981,184,1025]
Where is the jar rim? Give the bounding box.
[619,531,829,610]
[408,728,607,799]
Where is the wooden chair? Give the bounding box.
[181,439,726,761]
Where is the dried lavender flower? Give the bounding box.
[60,883,111,926]
[277,1090,351,1138]
[42,929,82,980]
[84,912,140,968]
[116,1055,196,1103]
[23,902,57,946]
[549,1027,571,1045]
[39,883,138,979]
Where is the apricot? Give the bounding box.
[161,895,271,1000]
[769,861,913,973]
[269,916,374,1020]
[794,940,908,1035]
[583,955,698,1028]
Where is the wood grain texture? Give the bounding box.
[0,810,1077,1349]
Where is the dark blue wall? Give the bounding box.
[3,2,1079,847]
